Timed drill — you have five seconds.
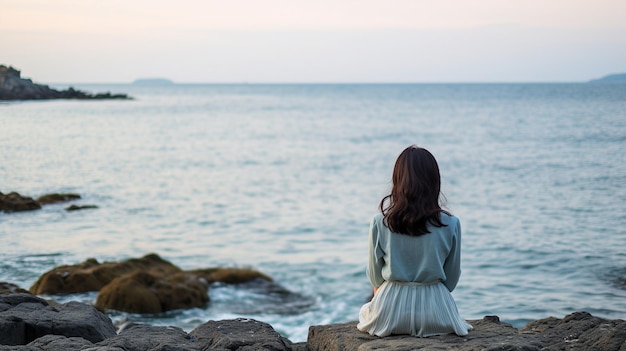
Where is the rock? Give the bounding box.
[0,282,29,295]
[95,270,209,314]
[35,193,81,205]
[94,267,276,314]
[90,324,195,351]
[0,65,130,101]
[0,345,39,351]
[1,190,88,213]
[0,293,116,346]
[0,191,41,212]
[186,267,273,285]
[190,318,292,351]
[0,306,623,351]
[307,312,626,351]
[26,334,94,350]
[29,253,181,295]
[30,253,281,314]
[521,311,626,351]
[65,204,98,211]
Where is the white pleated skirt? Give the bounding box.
[357,280,473,337]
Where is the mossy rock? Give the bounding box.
[95,271,209,314]
[29,253,181,295]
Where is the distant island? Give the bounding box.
[589,73,626,83]
[132,78,174,85]
[0,65,130,101]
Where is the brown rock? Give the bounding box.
[0,191,41,212]
[65,204,98,211]
[35,193,81,205]
[95,271,209,314]
[29,253,180,295]
[187,267,273,284]
[29,253,280,314]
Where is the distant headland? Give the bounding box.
[0,65,131,101]
[132,78,174,85]
[589,73,626,83]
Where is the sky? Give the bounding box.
[1,0,625,83]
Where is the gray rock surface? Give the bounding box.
[307,312,626,351]
[189,318,292,351]
[88,324,195,351]
[28,335,94,350]
[1,291,624,350]
[0,294,116,346]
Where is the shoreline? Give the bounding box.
[1,293,624,350]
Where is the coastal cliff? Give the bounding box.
[0,65,129,101]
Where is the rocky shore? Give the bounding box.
[0,65,129,101]
[1,292,624,350]
[0,254,624,350]
[2,196,624,349]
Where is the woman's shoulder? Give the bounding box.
[439,211,460,226]
[371,212,384,225]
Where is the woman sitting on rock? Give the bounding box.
[357,145,473,337]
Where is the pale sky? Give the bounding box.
[1,0,625,83]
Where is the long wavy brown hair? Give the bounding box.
[379,145,449,236]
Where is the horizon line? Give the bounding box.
[47,80,609,85]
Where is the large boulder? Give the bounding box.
[94,268,276,314]
[0,192,41,212]
[30,254,279,314]
[521,311,626,350]
[190,318,293,351]
[29,253,181,295]
[95,270,209,314]
[0,293,116,346]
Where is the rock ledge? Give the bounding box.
[1,294,624,351]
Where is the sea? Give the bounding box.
[1,83,625,342]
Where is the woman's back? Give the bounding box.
[367,212,462,292]
[357,146,472,337]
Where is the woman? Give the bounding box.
[357,145,472,337]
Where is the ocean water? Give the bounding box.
[1,83,625,342]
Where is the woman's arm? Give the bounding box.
[442,218,462,292]
[366,216,385,289]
